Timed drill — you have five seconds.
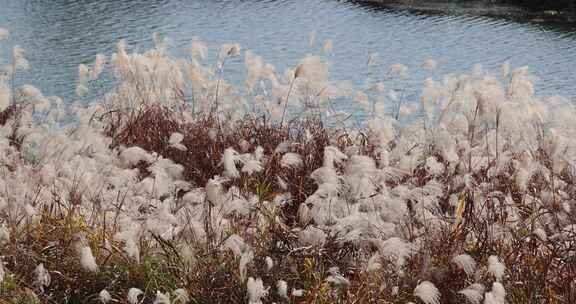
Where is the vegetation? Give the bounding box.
[0,28,575,303]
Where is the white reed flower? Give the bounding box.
[390,63,408,78]
[322,39,333,54]
[78,64,90,84]
[169,132,187,151]
[487,255,505,281]
[297,203,311,226]
[238,139,251,152]
[79,245,99,272]
[0,28,8,40]
[12,46,29,71]
[223,234,248,257]
[0,225,9,244]
[452,254,476,276]
[99,289,112,304]
[292,289,305,297]
[298,226,327,246]
[294,56,328,86]
[501,61,510,78]
[323,146,347,167]
[275,141,291,153]
[369,82,386,94]
[355,91,370,111]
[0,259,5,286]
[458,284,483,304]
[277,176,288,191]
[114,219,142,262]
[464,174,475,189]
[223,148,242,178]
[34,263,51,292]
[413,281,440,304]
[422,58,438,70]
[326,267,350,287]
[281,152,303,168]
[484,282,506,304]
[241,153,263,175]
[172,288,190,304]
[533,228,547,241]
[247,277,268,304]
[76,84,89,97]
[0,85,9,111]
[206,177,226,205]
[21,84,42,98]
[190,37,208,60]
[240,250,254,282]
[91,54,106,80]
[277,280,288,298]
[472,63,483,76]
[120,146,154,166]
[127,288,143,304]
[153,291,171,304]
[379,237,416,270]
[308,30,316,47]
[426,156,445,176]
[265,256,274,271]
[366,254,382,272]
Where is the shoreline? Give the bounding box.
[353,0,576,24]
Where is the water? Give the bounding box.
[1,0,575,101]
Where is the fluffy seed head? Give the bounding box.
[322,39,333,53]
[153,291,170,304]
[99,289,112,304]
[120,146,154,166]
[247,277,268,304]
[172,288,190,304]
[422,58,438,70]
[452,254,476,276]
[390,63,408,78]
[91,54,106,80]
[79,245,99,272]
[308,30,316,47]
[0,225,9,244]
[127,288,143,304]
[281,152,303,168]
[0,260,5,286]
[277,280,288,298]
[223,148,241,178]
[458,285,483,304]
[34,263,51,291]
[487,255,505,281]
[265,256,274,271]
[0,28,8,40]
[78,64,90,84]
[190,37,208,59]
[413,281,440,304]
[484,282,506,304]
[169,132,187,151]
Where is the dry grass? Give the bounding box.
[0,102,573,304]
[103,104,332,225]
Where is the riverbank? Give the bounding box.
[354,0,576,24]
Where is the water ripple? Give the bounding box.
[0,0,574,100]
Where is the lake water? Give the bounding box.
[1,0,575,101]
